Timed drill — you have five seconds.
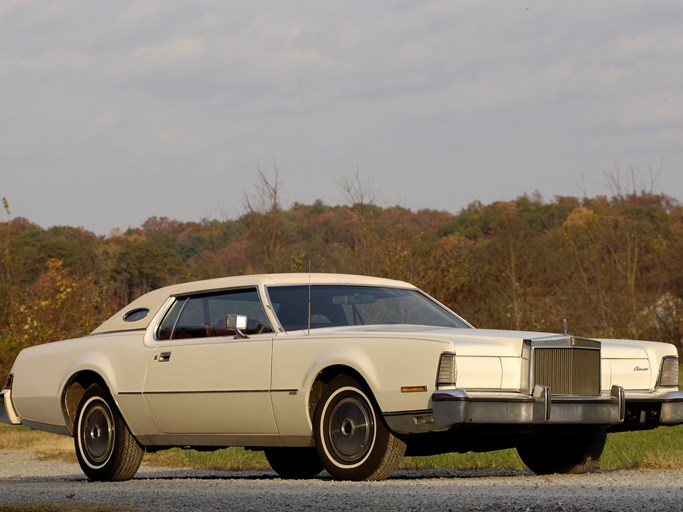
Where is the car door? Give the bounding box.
[143,287,277,435]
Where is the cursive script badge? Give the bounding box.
[633,366,649,372]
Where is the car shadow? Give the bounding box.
[130,467,535,481]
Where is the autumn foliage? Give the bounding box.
[2,191,683,377]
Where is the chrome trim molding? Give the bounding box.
[141,389,270,395]
[0,389,21,426]
[612,384,626,422]
[136,433,315,448]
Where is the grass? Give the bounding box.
[3,423,683,472]
[145,445,270,471]
[0,424,75,462]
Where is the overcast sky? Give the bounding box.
[2,1,683,235]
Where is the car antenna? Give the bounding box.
[307,261,312,336]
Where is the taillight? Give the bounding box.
[436,353,457,387]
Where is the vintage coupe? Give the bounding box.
[2,273,683,481]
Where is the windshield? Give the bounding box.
[267,285,469,331]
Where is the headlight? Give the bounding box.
[436,352,457,387]
[659,356,679,387]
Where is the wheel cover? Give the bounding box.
[79,398,114,467]
[327,395,374,463]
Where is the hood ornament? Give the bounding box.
[562,318,568,335]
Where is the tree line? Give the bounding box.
[2,187,683,377]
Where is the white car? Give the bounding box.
[2,273,682,481]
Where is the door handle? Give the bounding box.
[158,351,172,362]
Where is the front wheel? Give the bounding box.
[517,428,607,475]
[313,375,406,481]
[74,384,144,481]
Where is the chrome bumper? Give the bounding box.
[618,390,683,429]
[432,384,626,427]
[659,391,683,425]
[0,389,21,425]
[385,385,625,435]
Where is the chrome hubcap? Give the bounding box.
[82,402,114,464]
[329,396,373,462]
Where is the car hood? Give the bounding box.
[306,325,565,357]
[597,337,676,362]
[304,325,672,361]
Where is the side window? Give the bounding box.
[156,288,273,340]
[268,286,351,331]
[157,298,186,340]
[268,285,468,331]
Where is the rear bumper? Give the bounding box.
[0,389,21,425]
[385,385,625,435]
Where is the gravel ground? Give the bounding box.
[2,449,683,511]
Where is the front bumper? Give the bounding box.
[432,384,626,428]
[0,389,21,425]
[386,385,626,435]
[612,389,683,431]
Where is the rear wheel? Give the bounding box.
[517,428,607,475]
[74,384,144,481]
[313,375,405,481]
[264,447,324,479]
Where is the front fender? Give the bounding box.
[270,334,451,436]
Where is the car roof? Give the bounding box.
[91,273,415,335]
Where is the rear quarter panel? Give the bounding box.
[10,332,152,432]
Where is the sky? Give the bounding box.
[2,0,683,235]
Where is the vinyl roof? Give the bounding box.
[91,273,414,335]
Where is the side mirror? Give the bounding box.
[226,314,248,339]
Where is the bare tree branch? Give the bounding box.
[335,166,380,207]
[244,161,283,215]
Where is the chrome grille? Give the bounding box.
[533,347,600,396]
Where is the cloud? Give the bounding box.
[596,67,628,86]
[125,36,207,71]
[616,34,683,56]
[4,0,683,234]
[0,0,32,18]
[622,91,683,129]
[17,50,89,74]
[117,0,162,28]
[84,111,122,136]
